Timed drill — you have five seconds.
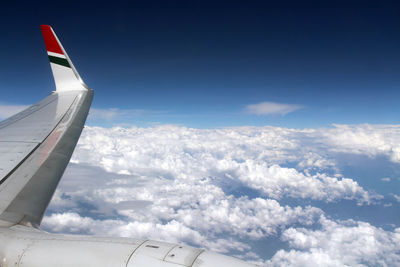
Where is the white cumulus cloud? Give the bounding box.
[267,216,400,267]
[70,126,378,204]
[43,163,322,251]
[245,101,303,116]
[320,124,400,163]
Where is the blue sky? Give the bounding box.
[1,2,400,265]
[1,0,400,128]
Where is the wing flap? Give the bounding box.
[0,142,38,183]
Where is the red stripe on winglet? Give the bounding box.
[40,25,64,54]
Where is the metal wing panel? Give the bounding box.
[0,92,77,142]
[0,90,92,227]
[0,142,38,183]
[0,92,77,184]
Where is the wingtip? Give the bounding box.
[40,25,89,91]
[40,25,52,35]
[41,25,64,55]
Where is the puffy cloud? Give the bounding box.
[319,124,400,163]
[234,163,374,204]
[43,163,322,249]
[245,101,304,116]
[70,126,378,203]
[392,194,400,203]
[267,216,400,267]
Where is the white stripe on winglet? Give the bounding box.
[47,51,66,58]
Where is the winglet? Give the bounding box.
[41,25,89,91]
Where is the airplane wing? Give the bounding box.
[0,25,93,228]
[0,26,255,267]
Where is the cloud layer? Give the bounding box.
[42,124,400,266]
[71,125,382,203]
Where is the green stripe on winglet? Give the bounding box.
[48,55,70,68]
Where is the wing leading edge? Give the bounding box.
[0,25,93,227]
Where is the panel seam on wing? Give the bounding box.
[0,94,79,187]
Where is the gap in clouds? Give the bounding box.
[335,153,400,195]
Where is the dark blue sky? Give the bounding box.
[1,0,400,127]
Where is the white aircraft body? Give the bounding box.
[0,26,255,267]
